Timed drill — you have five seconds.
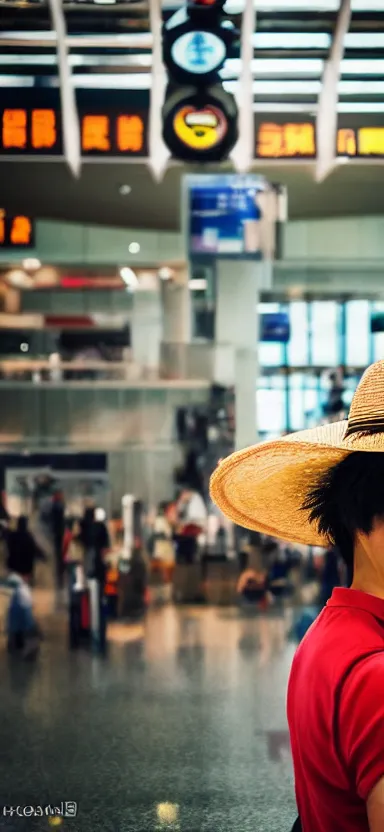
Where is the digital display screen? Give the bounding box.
[185,173,282,259]
[256,122,384,159]
[0,90,148,157]
[261,312,290,343]
[0,209,34,248]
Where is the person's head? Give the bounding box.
[302,451,384,573]
[179,484,194,502]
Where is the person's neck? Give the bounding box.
[351,540,384,600]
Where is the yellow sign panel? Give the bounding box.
[337,128,356,156]
[358,127,384,156]
[257,122,315,158]
[173,105,227,150]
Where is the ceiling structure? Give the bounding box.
[1,0,384,229]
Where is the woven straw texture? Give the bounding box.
[210,361,384,547]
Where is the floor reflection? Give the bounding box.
[0,603,297,832]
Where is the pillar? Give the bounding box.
[161,278,191,344]
[131,289,162,373]
[160,278,191,378]
[215,259,272,450]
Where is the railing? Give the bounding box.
[0,360,159,383]
[0,353,214,385]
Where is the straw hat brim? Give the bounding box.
[210,419,384,547]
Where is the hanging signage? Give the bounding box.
[0,209,34,248]
[163,6,234,86]
[163,85,237,162]
[0,108,146,157]
[3,86,384,161]
[256,121,384,159]
[261,312,290,343]
[162,1,237,162]
[0,89,148,157]
[171,30,227,77]
[184,173,284,259]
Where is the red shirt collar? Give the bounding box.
[327,587,384,622]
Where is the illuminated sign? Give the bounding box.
[185,173,283,259]
[0,106,147,157]
[171,30,226,76]
[257,122,316,158]
[256,122,384,159]
[174,105,228,149]
[3,89,384,162]
[0,209,34,248]
[163,85,237,161]
[162,4,235,87]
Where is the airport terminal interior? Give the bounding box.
[1,0,384,829]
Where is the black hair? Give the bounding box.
[302,451,384,570]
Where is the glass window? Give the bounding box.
[269,374,285,389]
[373,333,384,362]
[287,302,309,366]
[258,303,281,314]
[290,372,305,389]
[259,342,284,367]
[257,388,286,433]
[310,301,339,367]
[346,300,370,367]
[289,388,305,431]
[303,389,319,424]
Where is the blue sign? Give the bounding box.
[171,30,226,75]
[185,173,279,257]
[261,313,290,343]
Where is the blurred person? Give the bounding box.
[6,516,45,656]
[175,484,207,565]
[210,360,384,832]
[80,506,110,650]
[153,502,175,581]
[7,515,45,584]
[50,490,66,591]
[81,507,110,583]
[237,567,268,609]
[6,571,40,658]
[63,518,84,566]
[267,545,290,601]
[129,543,148,616]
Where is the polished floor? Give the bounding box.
[0,599,297,831]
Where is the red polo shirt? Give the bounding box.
[287,588,384,832]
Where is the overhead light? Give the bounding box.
[158,267,173,281]
[22,257,41,271]
[120,266,138,290]
[128,242,140,255]
[189,279,207,291]
[119,184,132,196]
[221,58,323,78]
[45,73,152,90]
[252,32,330,49]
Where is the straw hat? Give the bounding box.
[210,360,384,547]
